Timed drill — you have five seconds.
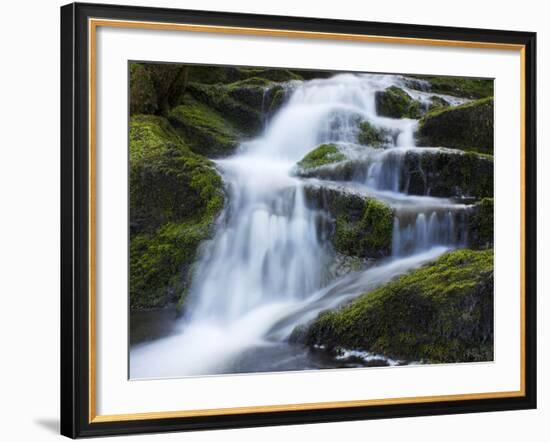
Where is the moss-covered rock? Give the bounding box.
[129,63,158,115]
[299,248,494,363]
[225,77,274,109]
[417,97,494,154]
[288,68,334,80]
[468,198,494,249]
[357,121,391,147]
[246,68,302,82]
[334,198,394,258]
[294,160,356,181]
[297,144,346,169]
[265,85,288,116]
[129,62,189,116]
[428,95,450,111]
[405,75,494,99]
[168,95,243,158]
[186,66,246,84]
[186,83,263,136]
[296,149,493,199]
[185,65,303,84]
[129,115,224,310]
[304,186,393,258]
[403,149,493,198]
[375,86,422,119]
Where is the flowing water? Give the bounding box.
[130,74,471,378]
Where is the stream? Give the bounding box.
[130,74,471,379]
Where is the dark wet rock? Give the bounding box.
[296,248,494,363]
[297,149,493,199]
[168,95,243,158]
[304,186,393,259]
[468,198,494,249]
[417,97,494,154]
[375,86,422,119]
[129,115,224,309]
[402,149,493,198]
[404,75,494,99]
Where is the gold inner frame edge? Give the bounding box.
[87,18,527,424]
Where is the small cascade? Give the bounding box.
[392,209,468,256]
[130,73,473,378]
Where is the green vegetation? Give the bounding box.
[168,95,242,157]
[129,115,224,309]
[428,95,450,111]
[129,62,189,116]
[404,149,494,198]
[304,186,394,258]
[407,75,494,99]
[417,97,494,154]
[299,249,494,363]
[297,144,346,169]
[333,198,394,258]
[185,66,301,85]
[468,198,494,249]
[375,86,422,119]
[185,83,263,136]
[357,121,390,147]
[129,64,158,115]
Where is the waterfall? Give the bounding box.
[130,74,470,378]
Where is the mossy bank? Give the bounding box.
[296,248,494,363]
[129,115,224,309]
[417,97,494,154]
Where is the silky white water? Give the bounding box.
[130,74,469,378]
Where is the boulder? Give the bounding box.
[129,115,225,310]
[297,144,346,170]
[168,95,243,158]
[404,75,494,99]
[416,97,494,154]
[375,86,422,119]
[468,198,494,249]
[402,149,493,198]
[304,186,394,259]
[297,248,494,363]
[129,62,190,116]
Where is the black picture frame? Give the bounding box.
[61,2,537,438]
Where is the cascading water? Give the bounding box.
[130,74,471,378]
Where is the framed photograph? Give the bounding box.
[60,2,537,438]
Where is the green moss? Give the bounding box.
[129,115,224,310]
[301,249,494,363]
[129,64,157,115]
[297,144,346,169]
[409,75,494,99]
[303,186,393,258]
[238,68,302,82]
[333,198,394,258]
[185,65,306,85]
[222,77,275,111]
[186,66,245,84]
[404,149,493,198]
[129,62,189,116]
[428,95,450,111]
[186,83,263,136]
[168,95,242,157]
[468,198,494,249]
[266,86,287,115]
[357,121,390,147]
[417,97,494,154]
[375,86,422,119]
